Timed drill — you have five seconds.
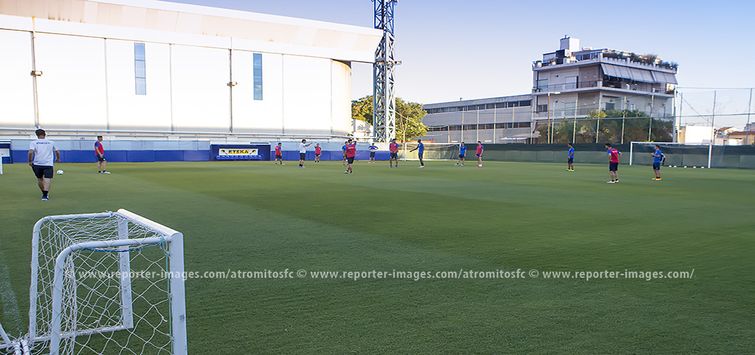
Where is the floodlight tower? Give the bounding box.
[372,0,398,143]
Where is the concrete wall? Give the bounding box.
[0,27,354,136]
[578,65,600,85]
[0,1,382,138]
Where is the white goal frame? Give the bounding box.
[0,209,188,355]
[399,142,462,161]
[629,141,714,169]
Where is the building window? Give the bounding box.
[536,79,549,91]
[253,53,263,100]
[537,104,548,113]
[605,102,616,111]
[134,43,146,95]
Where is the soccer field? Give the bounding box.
[1,161,754,353]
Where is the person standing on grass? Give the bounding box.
[314,143,322,163]
[652,144,665,181]
[409,139,425,168]
[605,143,621,183]
[341,140,348,166]
[567,143,575,172]
[475,141,484,168]
[344,138,357,174]
[28,129,60,201]
[389,139,400,168]
[298,139,311,168]
[457,142,466,166]
[368,142,378,163]
[94,136,110,174]
[274,142,283,165]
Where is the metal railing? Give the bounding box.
[534,80,600,93]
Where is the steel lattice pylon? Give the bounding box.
[372,0,397,143]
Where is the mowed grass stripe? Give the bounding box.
[0,161,754,353]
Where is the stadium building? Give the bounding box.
[0,0,382,163]
[422,36,679,143]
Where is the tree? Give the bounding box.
[351,96,428,140]
[601,109,674,142]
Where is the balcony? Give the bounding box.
[534,79,675,96]
[533,80,600,93]
[602,79,675,95]
[534,52,678,72]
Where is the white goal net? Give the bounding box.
[400,142,461,161]
[629,141,716,169]
[0,209,187,355]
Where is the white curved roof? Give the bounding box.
[0,0,382,62]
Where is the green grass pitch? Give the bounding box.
[1,160,754,353]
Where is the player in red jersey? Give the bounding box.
[605,143,621,183]
[344,139,357,174]
[314,143,322,163]
[389,139,400,168]
[274,142,283,165]
[94,136,110,174]
[475,141,484,168]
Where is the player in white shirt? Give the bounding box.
[298,139,311,168]
[28,129,60,201]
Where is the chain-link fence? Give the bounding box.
[533,116,673,145]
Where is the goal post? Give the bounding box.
[0,322,12,350]
[629,141,714,169]
[400,142,461,161]
[24,209,187,355]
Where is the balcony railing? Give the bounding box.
[534,80,674,95]
[534,80,600,93]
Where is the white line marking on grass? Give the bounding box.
[0,262,22,338]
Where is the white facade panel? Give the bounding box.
[35,33,108,130]
[330,60,352,135]
[231,51,283,134]
[0,29,34,128]
[105,39,172,130]
[170,45,229,132]
[0,0,374,139]
[282,55,331,135]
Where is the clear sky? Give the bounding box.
[168,0,755,126]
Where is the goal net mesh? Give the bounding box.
[631,142,719,168]
[400,143,460,160]
[29,213,179,354]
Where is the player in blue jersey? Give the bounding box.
[651,144,665,181]
[409,139,425,168]
[567,143,575,171]
[368,142,379,163]
[456,142,466,166]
